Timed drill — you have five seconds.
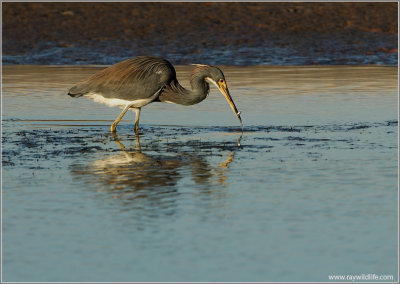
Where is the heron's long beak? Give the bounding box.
[218,80,242,127]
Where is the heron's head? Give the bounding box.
[192,65,242,126]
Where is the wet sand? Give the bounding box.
[2,2,398,65]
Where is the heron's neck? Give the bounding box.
[159,76,209,106]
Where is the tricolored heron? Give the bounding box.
[68,56,242,133]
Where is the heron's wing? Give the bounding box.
[68,56,176,101]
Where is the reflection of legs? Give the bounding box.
[111,132,141,151]
[110,103,135,133]
[134,108,141,134]
[135,134,141,150]
[111,132,126,150]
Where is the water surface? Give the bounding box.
[2,65,398,282]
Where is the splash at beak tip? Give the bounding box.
[237,112,243,130]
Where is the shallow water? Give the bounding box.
[2,65,398,282]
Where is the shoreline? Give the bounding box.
[2,2,398,66]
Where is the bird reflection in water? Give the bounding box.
[70,133,242,202]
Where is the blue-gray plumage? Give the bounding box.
[68,56,242,133]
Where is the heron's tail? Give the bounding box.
[67,85,86,97]
[67,92,83,98]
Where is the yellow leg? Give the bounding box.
[110,103,135,133]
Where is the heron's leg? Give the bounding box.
[133,108,141,134]
[110,103,135,133]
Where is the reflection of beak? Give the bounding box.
[218,81,242,127]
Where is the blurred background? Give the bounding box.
[2,2,398,65]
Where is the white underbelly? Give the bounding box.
[86,92,158,109]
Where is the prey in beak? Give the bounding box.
[206,77,243,128]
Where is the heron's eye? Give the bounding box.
[219,79,224,84]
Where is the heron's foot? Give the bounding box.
[110,123,117,133]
